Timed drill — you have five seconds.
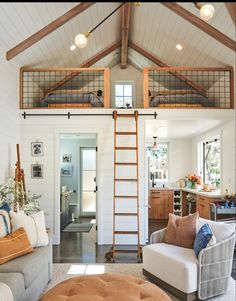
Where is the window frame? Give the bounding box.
[114,81,134,108]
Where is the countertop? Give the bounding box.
[150,187,223,198]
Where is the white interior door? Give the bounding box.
[81,148,96,216]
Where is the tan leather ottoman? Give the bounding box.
[40,274,171,301]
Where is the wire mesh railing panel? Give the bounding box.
[20,68,109,109]
[144,68,233,109]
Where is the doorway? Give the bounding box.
[55,133,98,262]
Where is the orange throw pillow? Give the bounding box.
[164,212,199,249]
[0,227,33,264]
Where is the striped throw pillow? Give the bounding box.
[0,227,33,264]
[0,204,11,238]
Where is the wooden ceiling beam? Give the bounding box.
[6,2,95,61]
[43,40,121,96]
[121,3,131,69]
[161,3,236,52]
[225,3,236,26]
[129,41,207,96]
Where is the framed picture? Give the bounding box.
[31,164,43,179]
[31,142,43,157]
[62,154,72,163]
[61,165,73,177]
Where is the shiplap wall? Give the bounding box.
[20,110,146,245]
[0,49,19,184]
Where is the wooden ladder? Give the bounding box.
[106,110,141,262]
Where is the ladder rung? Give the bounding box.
[115,147,137,150]
[114,249,138,253]
[115,213,138,216]
[115,179,137,182]
[115,196,138,198]
[116,114,135,118]
[115,162,137,166]
[115,132,136,135]
[114,231,138,234]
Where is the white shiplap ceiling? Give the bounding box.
[0,2,235,69]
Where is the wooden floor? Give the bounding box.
[53,219,236,279]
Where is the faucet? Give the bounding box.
[151,174,155,187]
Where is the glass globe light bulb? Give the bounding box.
[200,4,214,21]
[74,34,88,48]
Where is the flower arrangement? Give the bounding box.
[0,178,41,215]
[185,174,202,189]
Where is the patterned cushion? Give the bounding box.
[194,223,216,257]
[0,203,11,238]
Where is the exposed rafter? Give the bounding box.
[225,3,236,26]
[121,3,131,69]
[129,41,207,96]
[161,3,236,52]
[43,40,121,96]
[6,2,95,61]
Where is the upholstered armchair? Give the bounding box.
[142,218,235,301]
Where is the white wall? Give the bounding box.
[20,108,235,245]
[20,110,146,245]
[0,49,20,183]
[192,120,236,194]
[110,64,143,108]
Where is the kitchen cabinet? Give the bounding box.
[196,195,220,219]
[149,189,173,219]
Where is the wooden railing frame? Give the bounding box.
[143,67,234,109]
[20,67,110,109]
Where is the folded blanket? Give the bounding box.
[0,283,14,301]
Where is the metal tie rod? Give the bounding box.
[22,111,158,119]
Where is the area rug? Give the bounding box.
[62,223,93,233]
[45,264,235,300]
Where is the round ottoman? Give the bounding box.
[40,274,171,301]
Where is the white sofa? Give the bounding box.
[142,218,235,301]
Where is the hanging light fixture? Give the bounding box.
[194,3,214,21]
[152,136,158,149]
[71,2,135,50]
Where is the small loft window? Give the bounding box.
[115,83,133,108]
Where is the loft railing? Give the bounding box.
[143,67,234,109]
[20,67,110,109]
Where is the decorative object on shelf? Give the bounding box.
[0,178,41,214]
[185,174,202,189]
[194,2,214,21]
[31,164,43,179]
[62,154,72,163]
[31,141,43,157]
[61,165,73,177]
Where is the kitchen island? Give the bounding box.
[149,187,223,220]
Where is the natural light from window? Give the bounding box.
[115,83,133,108]
[199,138,221,188]
[67,264,105,275]
[147,143,169,182]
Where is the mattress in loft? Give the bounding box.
[149,93,215,107]
[44,92,103,107]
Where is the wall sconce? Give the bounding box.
[194,2,215,21]
[152,136,158,149]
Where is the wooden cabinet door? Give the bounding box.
[149,191,161,219]
[197,196,209,219]
[158,190,173,219]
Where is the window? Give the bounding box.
[115,83,133,108]
[200,138,221,188]
[147,143,169,182]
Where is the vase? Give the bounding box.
[191,182,197,189]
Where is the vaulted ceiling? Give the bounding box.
[0,2,235,69]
